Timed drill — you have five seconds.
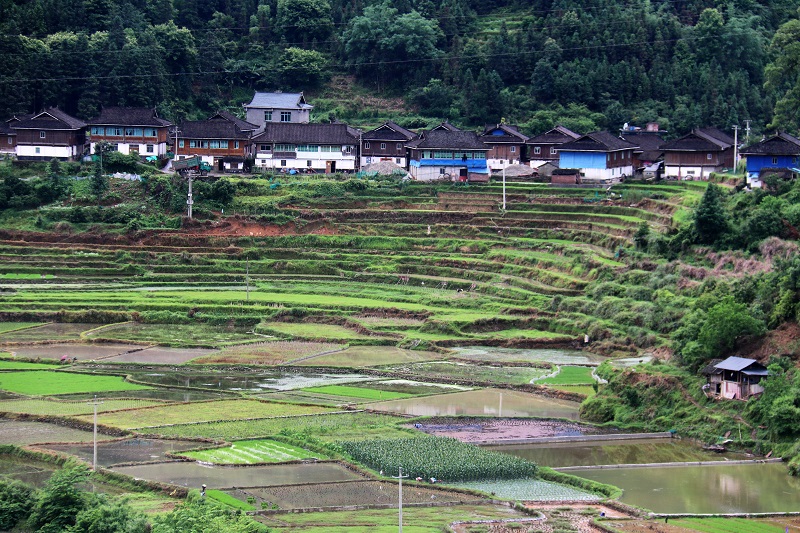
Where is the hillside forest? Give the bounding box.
[2,0,800,135]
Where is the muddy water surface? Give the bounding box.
[451,347,603,365]
[43,438,200,467]
[5,343,141,360]
[0,419,116,445]
[112,461,362,489]
[369,388,580,419]
[126,369,373,392]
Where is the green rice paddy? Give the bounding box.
[181,439,328,464]
[0,371,151,396]
[300,385,413,400]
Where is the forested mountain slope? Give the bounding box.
[2,0,799,133]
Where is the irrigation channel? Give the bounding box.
[1,341,799,517]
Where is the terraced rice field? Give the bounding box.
[0,371,150,396]
[450,478,600,501]
[180,439,328,464]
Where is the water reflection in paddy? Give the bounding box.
[112,461,361,489]
[43,438,199,467]
[369,388,580,419]
[451,347,603,365]
[127,369,373,392]
[576,462,800,513]
[494,438,746,468]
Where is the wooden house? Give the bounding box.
[251,122,359,173]
[740,132,800,188]
[406,125,489,182]
[479,123,529,172]
[12,108,86,161]
[0,115,27,155]
[558,131,637,183]
[175,111,257,172]
[704,357,769,400]
[619,124,666,176]
[360,121,417,168]
[661,128,735,180]
[244,91,313,129]
[526,125,580,165]
[550,168,581,185]
[87,107,172,159]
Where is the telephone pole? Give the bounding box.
[733,125,740,172]
[88,395,103,470]
[187,174,193,219]
[394,466,408,532]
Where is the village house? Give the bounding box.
[525,125,581,167]
[360,121,417,168]
[11,108,87,161]
[703,356,769,400]
[619,123,666,178]
[251,122,360,173]
[740,132,800,188]
[244,92,313,129]
[175,111,257,172]
[0,115,28,155]
[478,123,529,172]
[660,127,735,180]
[406,124,489,182]
[87,107,172,159]
[558,131,637,182]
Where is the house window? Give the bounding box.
[125,128,135,136]
[773,157,779,165]
[210,141,220,149]
[534,146,541,155]
[91,127,104,135]
[440,168,446,174]
[39,131,46,139]
[511,146,516,153]
[396,158,401,164]
[707,153,712,160]
[264,111,272,121]
[344,146,352,153]
[297,145,319,152]
[189,140,196,148]
[145,128,157,137]
[550,147,557,155]
[108,128,122,136]
[35,147,40,154]
[307,160,312,167]
[280,112,291,122]
[434,151,452,158]
[380,143,386,150]
[260,144,271,151]
[281,160,287,167]
[396,143,402,150]
[364,142,371,149]
[146,144,154,153]
[179,140,184,148]
[275,144,294,152]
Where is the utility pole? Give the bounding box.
[246,260,250,302]
[502,164,506,211]
[394,466,408,533]
[733,125,740,172]
[88,395,103,470]
[744,120,751,141]
[187,174,193,219]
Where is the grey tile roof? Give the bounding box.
[480,123,530,143]
[559,131,637,152]
[88,107,171,127]
[407,129,487,150]
[210,111,258,132]
[362,122,417,142]
[178,116,253,140]
[251,123,359,145]
[741,133,800,156]
[527,125,581,145]
[431,122,461,132]
[13,107,86,130]
[662,128,735,152]
[245,92,313,110]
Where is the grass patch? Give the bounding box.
[207,489,256,511]
[257,322,374,340]
[0,322,46,334]
[0,398,166,416]
[300,385,413,401]
[180,439,328,464]
[0,359,58,370]
[85,399,334,429]
[671,517,787,533]
[0,371,150,396]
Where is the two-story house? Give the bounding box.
[0,115,28,155]
[406,125,489,182]
[740,132,800,187]
[558,131,637,182]
[244,92,313,129]
[251,122,360,173]
[360,121,417,167]
[479,123,529,172]
[525,125,581,166]
[175,111,258,172]
[660,127,735,180]
[87,107,172,159]
[12,108,86,161]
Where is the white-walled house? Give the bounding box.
[558,131,637,182]
[87,107,172,158]
[252,123,359,173]
[360,121,416,167]
[244,92,313,129]
[406,126,490,182]
[12,108,86,161]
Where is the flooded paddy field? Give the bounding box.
[293,345,445,367]
[56,389,227,402]
[3,343,143,361]
[0,419,117,445]
[369,388,581,419]
[494,438,747,468]
[0,454,58,487]
[112,461,363,489]
[451,347,603,365]
[576,462,800,513]
[230,480,473,510]
[0,323,99,342]
[84,322,259,346]
[413,418,605,444]
[103,346,217,364]
[124,368,375,392]
[42,438,200,467]
[382,361,551,385]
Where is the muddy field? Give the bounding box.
[412,418,605,444]
[0,419,117,445]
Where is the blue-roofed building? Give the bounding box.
[557,131,637,183]
[406,124,489,182]
[740,132,800,188]
[244,91,313,128]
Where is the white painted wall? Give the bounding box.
[255,149,356,171]
[16,145,74,159]
[664,165,716,179]
[361,156,406,167]
[581,165,633,181]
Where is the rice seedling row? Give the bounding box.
[180,439,328,464]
